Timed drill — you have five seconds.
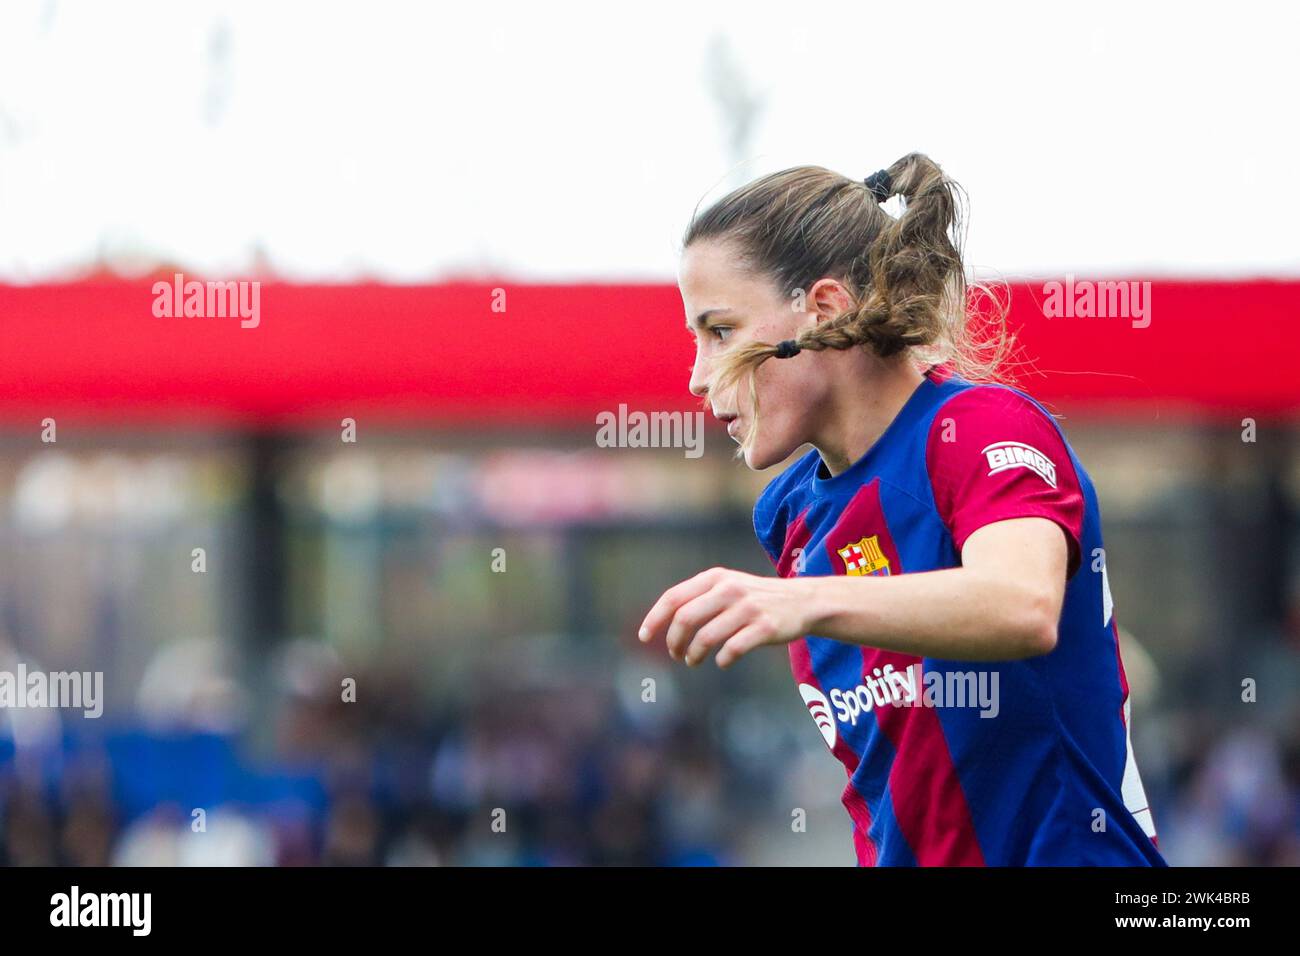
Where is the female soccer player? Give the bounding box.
[639,153,1167,866]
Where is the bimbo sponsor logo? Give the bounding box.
[982,441,1057,488]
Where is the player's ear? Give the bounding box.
[805,277,856,325]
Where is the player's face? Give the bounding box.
[678,239,828,470]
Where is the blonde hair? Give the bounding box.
[683,153,1012,455]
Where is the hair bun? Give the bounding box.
[863,169,893,203]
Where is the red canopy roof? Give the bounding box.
[1,279,1296,428]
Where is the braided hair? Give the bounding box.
[682,153,1010,453]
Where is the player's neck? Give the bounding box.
[812,358,926,477]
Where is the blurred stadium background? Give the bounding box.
[1,1,1298,866]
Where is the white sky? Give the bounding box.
[0,0,1297,282]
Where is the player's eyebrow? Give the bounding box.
[688,308,733,331]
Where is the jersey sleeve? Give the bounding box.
[925,386,1085,577]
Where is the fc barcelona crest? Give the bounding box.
[837,536,890,576]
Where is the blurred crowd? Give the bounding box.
[0,638,757,866]
[2,629,1299,866]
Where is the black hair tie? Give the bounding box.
[774,339,802,359]
[863,169,892,203]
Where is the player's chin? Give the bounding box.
[741,431,800,471]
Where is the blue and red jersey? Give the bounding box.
[754,366,1166,866]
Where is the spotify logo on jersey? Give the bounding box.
[799,683,837,749]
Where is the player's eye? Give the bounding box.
[711,326,733,342]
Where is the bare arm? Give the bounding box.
[797,516,1067,661]
[639,516,1069,667]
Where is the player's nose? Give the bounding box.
[688,351,709,398]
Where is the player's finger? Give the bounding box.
[664,584,736,662]
[638,568,724,645]
[715,622,774,669]
[683,601,753,666]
